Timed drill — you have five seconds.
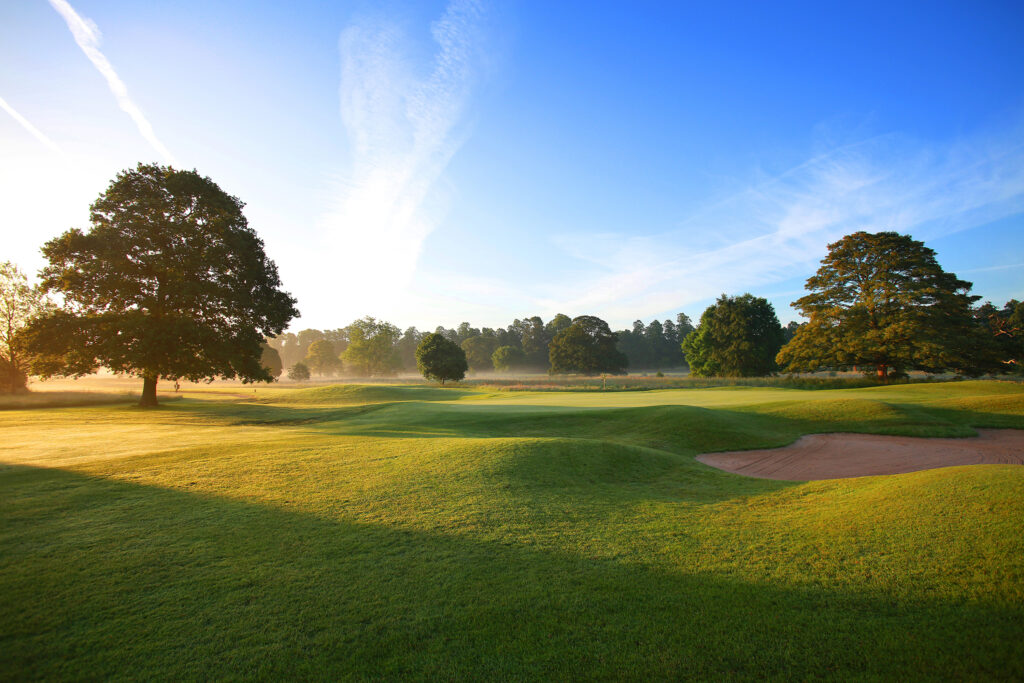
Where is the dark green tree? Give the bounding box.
[549,315,627,375]
[675,313,695,339]
[980,300,1024,373]
[683,294,783,377]
[454,322,481,345]
[261,343,283,379]
[491,345,525,372]
[461,335,500,373]
[396,327,423,371]
[23,163,298,406]
[545,314,573,338]
[304,339,342,377]
[416,332,467,384]
[616,320,649,369]
[495,325,521,349]
[520,316,550,367]
[645,319,683,368]
[776,231,989,378]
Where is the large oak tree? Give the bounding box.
[776,231,985,378]
[24,163,298,406]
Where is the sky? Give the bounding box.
[1,0,1022,332]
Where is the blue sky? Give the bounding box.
[1,0,1022,331]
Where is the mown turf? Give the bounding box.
[1,380,1023,680]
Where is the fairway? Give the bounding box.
[2,380,1023,679]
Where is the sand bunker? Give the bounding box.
[697,429,1024,481]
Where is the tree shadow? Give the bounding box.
[2,465,1020,680]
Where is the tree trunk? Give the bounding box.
[877,365,887,380]
[139,375,159,407]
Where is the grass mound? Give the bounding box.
[272,383,474,405]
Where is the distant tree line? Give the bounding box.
[266,229,1024,382]
[267,311,696,379]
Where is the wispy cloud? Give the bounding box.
[961,261,1024,274]
[315,0,487,314]
[47,0,175,164]
[541,123,1024,323]
[0,95,61,152]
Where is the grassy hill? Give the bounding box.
[2,380,1022,679]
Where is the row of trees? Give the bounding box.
[411,315,630,383]
[268,312,694,378]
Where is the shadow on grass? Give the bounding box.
[2,465,1020,680]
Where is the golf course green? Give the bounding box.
[2,379,1022,679]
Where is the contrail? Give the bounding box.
[47,0,176,164]
[0,95,62,152]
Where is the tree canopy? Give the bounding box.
[976,299,1024,374]
[269,311,692,377]
[461,335,500,373]
[616,315,691,370]
[491,345,524,372]
[416,333,467,384]
[304,339,342,377]
[342,317,402,377]
[683,294,783,377]
[548,315,627,375]
[776,231,986,378]
[22,164,297,405]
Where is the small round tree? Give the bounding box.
[288,362,310,381]
[23,163,298,406]
[416,333,467,384]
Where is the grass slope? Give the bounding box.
[1,381,1023,679]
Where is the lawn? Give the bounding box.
[1,380,1022,679]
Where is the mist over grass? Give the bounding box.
[0,390,137,410]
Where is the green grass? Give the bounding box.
[2,380,1023,679]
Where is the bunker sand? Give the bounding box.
[697,429,1024,480]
